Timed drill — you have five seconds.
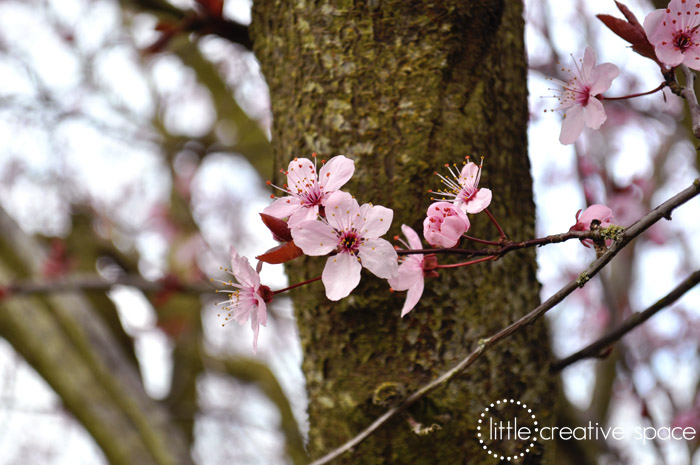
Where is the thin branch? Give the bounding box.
[397,229,609,257]
[551,269,700,372]
[680,65,700,140]
[308,178,700,465]
[1,274,213,298]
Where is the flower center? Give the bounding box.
[339,231,361,253]
[674,32,693,52]
[301,183,323,206]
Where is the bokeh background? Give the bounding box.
[0,0,698,464]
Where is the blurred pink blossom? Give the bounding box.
[644,0,700,70]
[547,47,619,144]
[214,246,270,353]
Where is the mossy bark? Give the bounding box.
[252,2,556,463]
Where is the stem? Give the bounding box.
[484,208,507,239]
[600,82,666,101]
[273,276,322,294]
[434,256,495,269]
[462,234,501,246]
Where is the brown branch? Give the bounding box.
[308,178,700,465]
[551,269,700,372]
[680,65,700,140]
[1,274,212,298]
[397,229,611,257]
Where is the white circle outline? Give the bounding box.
[477,398,537,461]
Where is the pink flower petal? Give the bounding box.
[322,252,362,300]
[319,155,355,192]
[589,63,620,95]
[401,278,424,317]
[459,162,479,187]
[643,9,667,44]
[464,188,492,214]
[655,42,685,68]
[357,204,393,238]
[324,191,360,231]
[682,46,700,71]
[388,258,423,291]
[291,220,338,256]
[230,246,260,287]
[583,97,607,130]
[286,158,317,191]
[582,47,597,81]
[559,104,586,145]
[287,204,319,228]
[359,238,398,279]
[262,196,302,220]
[401,224,422,250]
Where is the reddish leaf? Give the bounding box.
[256,241,304,264]
[259,213,293,242]
[597,14,661,65]
[196,0,224,17]
[615,0,642,28]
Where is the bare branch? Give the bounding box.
[680,65,700,140]
[551,269,700,372]
[1,274,212,298]
[308,178,700,465]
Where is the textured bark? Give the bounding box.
[252,1,555,463]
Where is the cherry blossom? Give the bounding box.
[570,204,615,248]
[213,246,271,353]
[644,0,700,70]
[291,191,398,301]
[423,201,470,248]
[432,158,492,214]
[546,47,620,144]
[389,225,429,317]
[263,155,355,227]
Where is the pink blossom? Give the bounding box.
[388,225,427,317]
[423,201,470,248]
[644,0,700,70]
[570,204,615,248]
[291,191,398,301]
[263,155,355,227]
[547,47,620,144]
[213,246,270,353]
[432,159,492,214]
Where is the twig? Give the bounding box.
[308,179,700,465]
[397,229,609,257]
[680,65,700,140]
[551,269,700,372]
[1,274,213,298]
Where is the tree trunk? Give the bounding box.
[252,2,556,463]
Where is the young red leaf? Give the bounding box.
[615,0,642,28]
[259,213,293,242]
[597,9,661,66]
[256,241,304,264]
[195,0,224,17]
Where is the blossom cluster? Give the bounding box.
[213,152,619,352]
[547,0,700,144]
